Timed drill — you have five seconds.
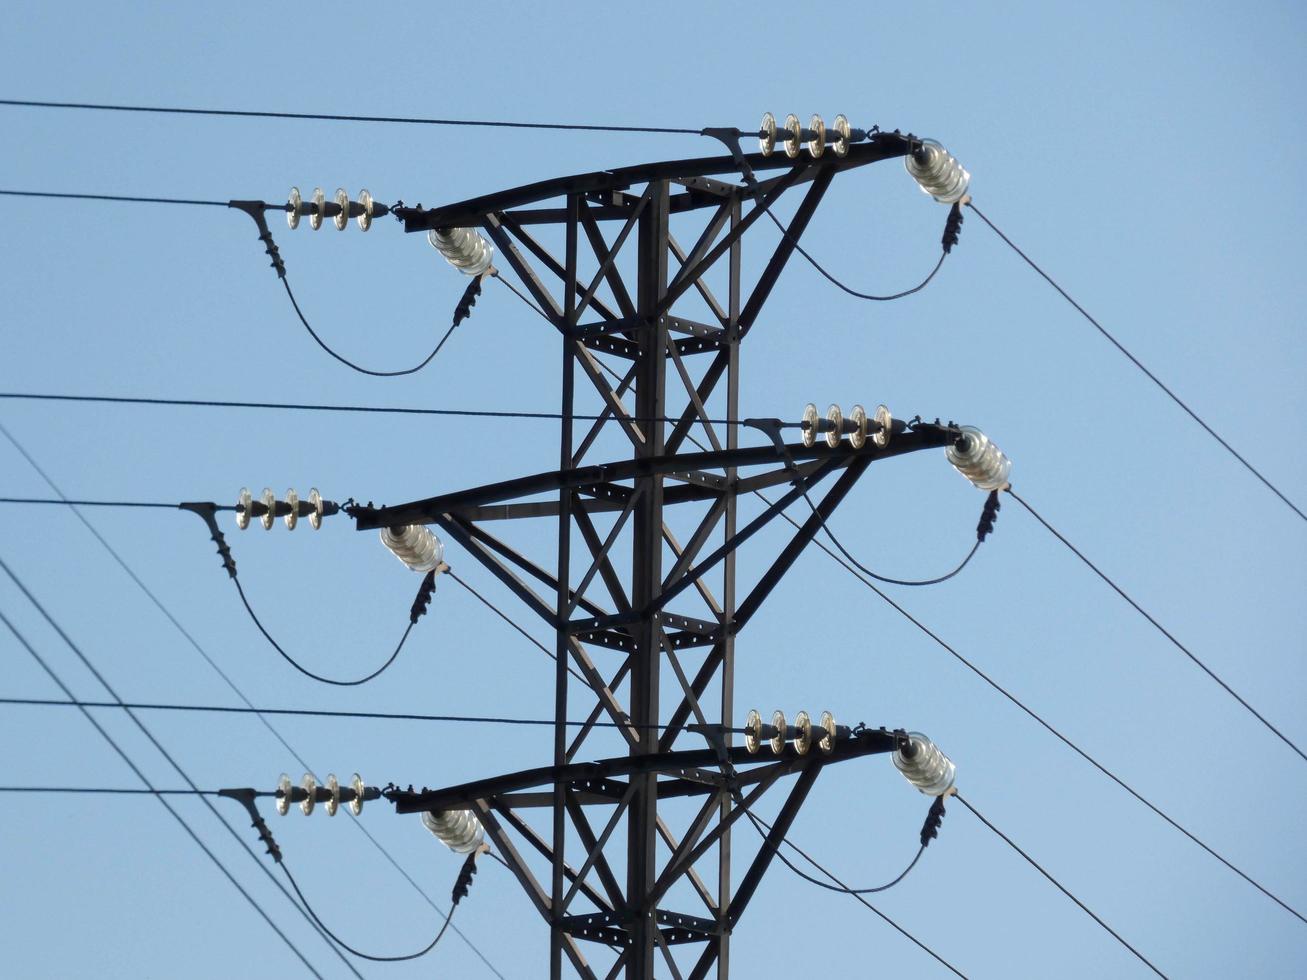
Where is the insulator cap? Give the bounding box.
[801,403,819,448]
[825,405,844,449]
[946,425,1012,490]
[832,115,852,157]
[276,773,292,816]
[905,139,971,204]
[793,710,813,754]
[422,808,485,854]
[893,732,956,796]
[759,112,777,157]
[309,187,325,230]
[783,114,802,159]
[429,226,494,276]
[807,115,825,158]
[744,708,763,754]
[381,524,445,573]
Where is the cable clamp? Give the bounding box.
[218,787,282,863]
[942,201,964,254]
[228,201,286,279]
[699,127,759,187]
[179,502,236,578]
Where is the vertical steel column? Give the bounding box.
[552,194,580,979]
[627,179,670,979]
[716,194,742,979]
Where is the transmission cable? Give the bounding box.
[744,800,939,895]
[725,464,1307,927]
[448,571,590,687]
[0,421,506,978]
[0,602,357,979]
[282,863,457,962]
[0,188,227,206]
[0,695,726,734]
[0,98,701,134]
[746,419,994,586]
[1007,487,1306,764]
[280,276,461,377]
[967,201,1304,524]
[231,574,418,686]
[762,205,953,301]
[954,792,1169,978]
[0,391,738,426]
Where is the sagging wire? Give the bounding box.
[745,793,947,895]
[700,127,964,303]
[219,787,480,963]
[227,199,485,377]
[745,416,998,586]
[182,499,436,687]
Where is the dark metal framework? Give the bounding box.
[355,134,948,979]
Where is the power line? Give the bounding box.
[0,605,346,980]
[282,277,460,377]
[966,201,1305,524]
[0,188,226,206]
[0,785,231,795]
[743,807,966,978]
[231,574,417,687]
[0,695,728,734]
[746,809,927,895]
[0,97,702,135]
[0,496,193,509]
[0,421,506,978]
[738,475,1307,927]
[763,207,949,301]
[448,570,590,688]
[282,863,457,963]
[954,792,1169,979]
[1007,488,1306,764]
[0,391,740,426]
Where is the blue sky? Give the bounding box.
[2,3,1304,978]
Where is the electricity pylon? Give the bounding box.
[354,130,954,979]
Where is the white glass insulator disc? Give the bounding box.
[783,114,802,159]
[260,488,276,530]
[284,488,298,530]
[849,404,867,449]
[287,187,302,229]
[309,488,323,530]
[300,774,317,815]
[770,710,787,755]
[350,773,365,816]
[759,112,776,156]
[333,188,349,231]
[825,404,843,449]
[276,773,292,816]
[236,487,251,530]
[808,115,825,158]
[832,115,851,158]
[801,403,819,448]
[794,710,813,755]
[873,404,893,448]
[745,708,762,754]
[309,187,325,230]
[325,774,339,817]
[357,189,373,231]
[819,711,837,754]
